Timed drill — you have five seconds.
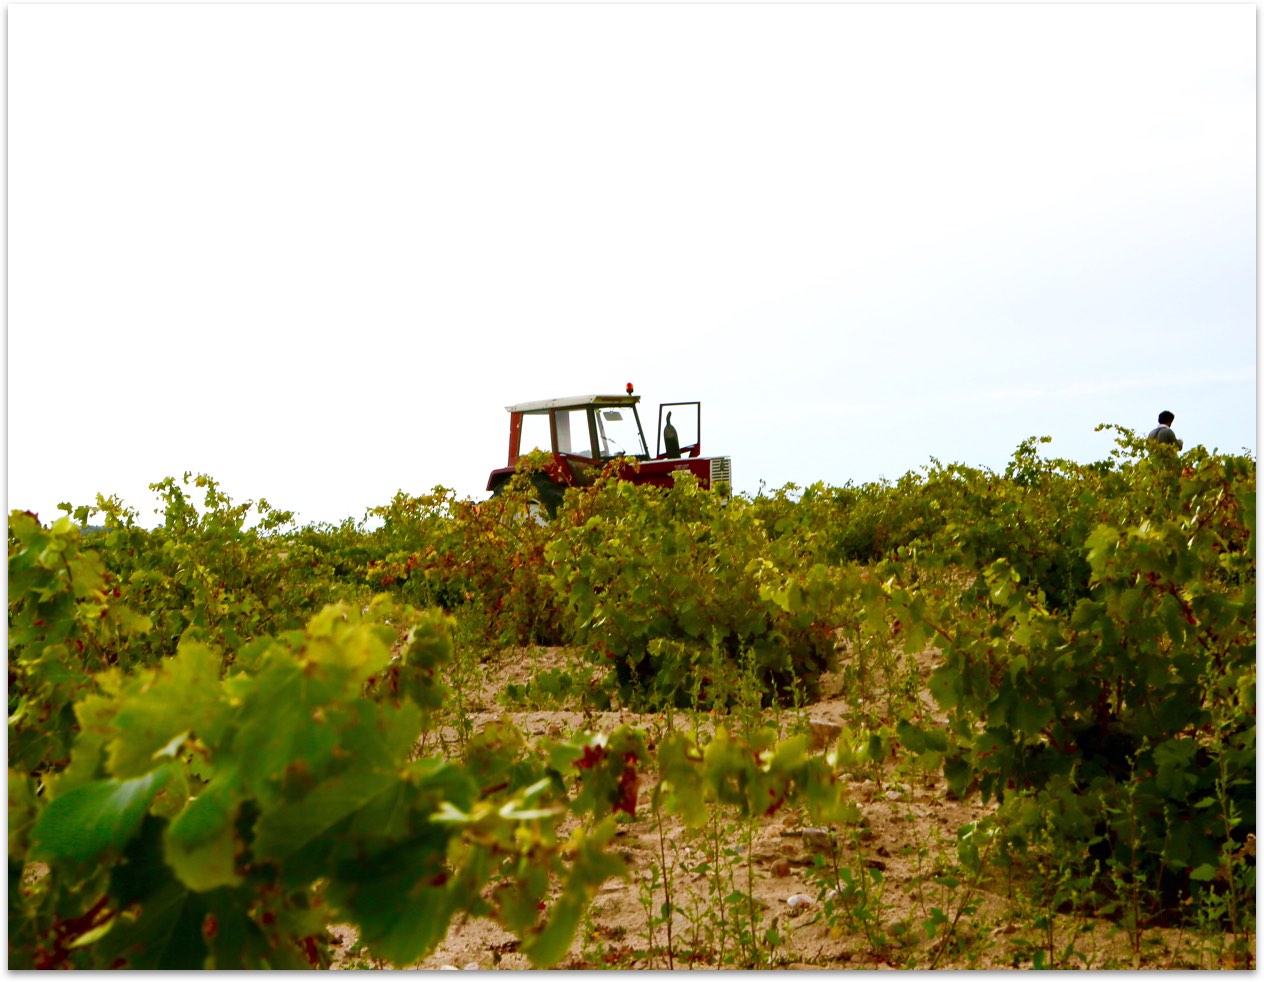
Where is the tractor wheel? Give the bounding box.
[490,473,566,520]
[530,475,566,518]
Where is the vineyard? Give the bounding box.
[8,428,1255,969]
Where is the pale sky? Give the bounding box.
[8,3,1257,528]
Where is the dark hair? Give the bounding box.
[1158,410,1175,425]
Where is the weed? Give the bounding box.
[923,819,998,968]
[808,826,890,957]
[1009,815,1100,969]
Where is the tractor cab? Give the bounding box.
[486,385,731,511]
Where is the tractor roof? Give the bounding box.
[505,394,640,413]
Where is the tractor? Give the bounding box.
[486,383,732,514]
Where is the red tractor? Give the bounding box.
[486,383,732,514]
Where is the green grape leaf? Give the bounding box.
[1012,692,1053,736]
[1085,524,1120,575]
[525,818,625,967]
[943,755,973,800]
[107,641,225,778]
[163,769,243,892]
[398,609,455,715]
[93,877,206,970]
[202,890,297,969]
[325,836,461,966]
[1152,738,1200,800]
[702,727,752,809]
[252,766,402,863]
[31,766,171,864]
[225,663,348,806]
[927,664,960,710]
[655,732,707,827]
[9,770,39,858]
[897,719,948,756]
[164,816,242,893]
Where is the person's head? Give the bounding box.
[1158,410,1175,426]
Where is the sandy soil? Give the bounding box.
[327,646,1252,971]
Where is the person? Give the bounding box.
[663,411,681,458]
[1147,410,1183,449]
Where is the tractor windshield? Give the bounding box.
[594,406,648,460]
[519,412,552,457]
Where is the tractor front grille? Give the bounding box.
[709,456,732,491]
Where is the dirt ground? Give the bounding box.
[327,646,1253,971]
